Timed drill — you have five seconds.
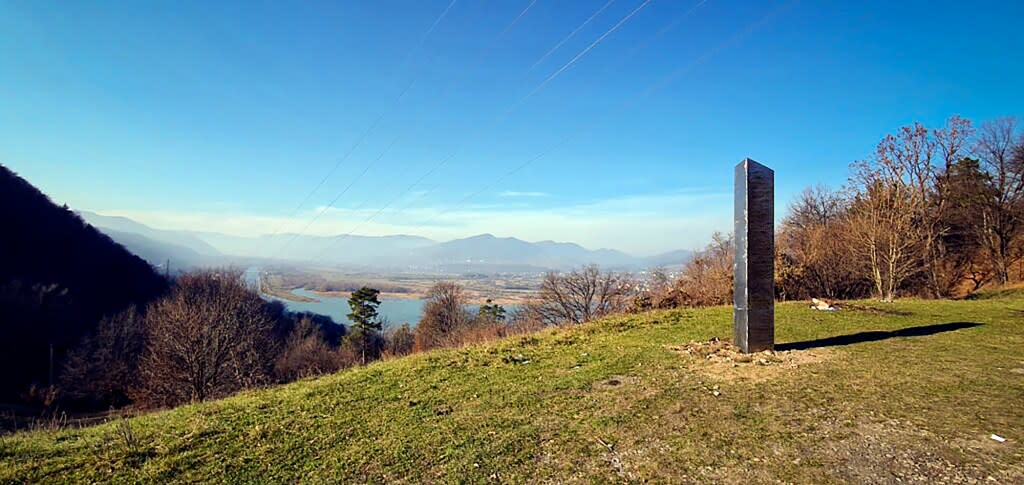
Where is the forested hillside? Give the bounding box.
[0,165,168,403]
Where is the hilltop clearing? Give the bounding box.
[2,292,1022,482]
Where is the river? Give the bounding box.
[244,268,510,328]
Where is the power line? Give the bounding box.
[407,0,460,66]
[270,137,401,259]
[397,1,799,236]
[262,0,460,245]
[499,0,540,39]
[288,1,796,269]
[271,0,542,260]
[306,152,458,262]
[301,0,664,263]
[610,0,709,70]
[268,111,386,237]
[526,0,618,74]
[296,0,663,263]
[508,0,654,115]
[301,0,673,261]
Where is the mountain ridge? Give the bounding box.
[82,212,693,271]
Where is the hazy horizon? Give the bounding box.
[4,1,1022,256]
[77,207,698,259]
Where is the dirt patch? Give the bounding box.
[593,375,638,391]
[826,420,1022,483]
[667,337,828,382]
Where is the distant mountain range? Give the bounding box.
[79,212,693,273]
[78,211,223,271]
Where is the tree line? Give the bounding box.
[645,115,1024,307]
[781,116,1022,301]
[7,115,1019,421]
[49,265,641,412]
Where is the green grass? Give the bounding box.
[2,295,1023,483]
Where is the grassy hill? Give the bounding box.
[2,293,1023,483]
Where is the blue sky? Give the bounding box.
[2,0,1022,255]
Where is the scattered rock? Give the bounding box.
[668,338,827,382]
[826,420,1023,483]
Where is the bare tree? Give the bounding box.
[632,266,677,311]
[841,123,940,301]
[530,265,634,326]
[975,117,1024,284]
[669,232,734,307]
[273,316,339,381]
[383,323,415,357]
[844,180,926,302]
[414,281,472,351]
[787,184,846,229]
[921,116,976,295]
[778,187,867,299]
[135,269,278,407]
[60,306,143,407]
[934,115,975,172]
[884,122,945,296]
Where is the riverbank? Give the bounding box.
[262,285,319,303]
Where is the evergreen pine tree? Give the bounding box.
[346,287,381,364]
[477,298,506,323]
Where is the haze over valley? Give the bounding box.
[78,210,692,274]
[3,1,1023,482]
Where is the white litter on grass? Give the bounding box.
[810,297,838,311]
[990,434,1007,443]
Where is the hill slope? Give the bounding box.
[77,211,222,258]
[101,229,212,271]
[0,165,167,400]
[2,295,1022,482]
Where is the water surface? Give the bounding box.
[245,267,511,328]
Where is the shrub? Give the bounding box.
[414,282,472,351]
[134,269,279,407]
[273,316,340,381]
[383,323,415,358]
[527,265,635,326]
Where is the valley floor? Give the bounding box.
[2,294,1023,483]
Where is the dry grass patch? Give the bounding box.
[824,419,1023,483]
